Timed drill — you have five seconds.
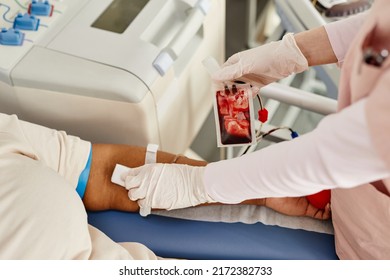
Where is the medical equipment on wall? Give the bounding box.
[246,0,371,100]
[273,0,372,97]
[0,0,225,154]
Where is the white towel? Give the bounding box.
[153,204,334,234]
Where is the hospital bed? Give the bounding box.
[88,210,337,260]
[88,83,339,260]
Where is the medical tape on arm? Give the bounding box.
[145,143,159,164]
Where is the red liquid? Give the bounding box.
[216,85,252,145]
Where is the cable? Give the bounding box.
[14,0,28,10]
[0,3,14,23]
[238,90,299,157]
[257,126,298,141]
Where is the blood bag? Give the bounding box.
[213,83,256,147]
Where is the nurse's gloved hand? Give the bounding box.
[122,164,215,217]
[212,33,308,88]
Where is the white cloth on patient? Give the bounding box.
[0,113,158,260]
[153,204,334,234]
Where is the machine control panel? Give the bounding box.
[0,1,62,46]
[0,0,68,83]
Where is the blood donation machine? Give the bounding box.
[0,0,225,154]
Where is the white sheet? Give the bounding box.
[153,204,334,234]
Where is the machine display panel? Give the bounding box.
[92,0,149,33]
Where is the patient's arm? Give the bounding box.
[83,144,330,220]
[83,143,210,212]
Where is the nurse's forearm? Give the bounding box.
[204,99,390,203]
[294,26,338,66]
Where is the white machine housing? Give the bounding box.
[0,0,225,154]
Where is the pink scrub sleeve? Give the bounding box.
[204,99,390,203]
[324,12,367,65]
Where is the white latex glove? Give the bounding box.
[212,33,308,87]
[121,164,215,217]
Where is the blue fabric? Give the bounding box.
[76,148,92,199]
[88,211,338,260]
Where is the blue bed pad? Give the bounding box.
[88,211,338,260]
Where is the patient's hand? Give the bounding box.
[265,197,331,220]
